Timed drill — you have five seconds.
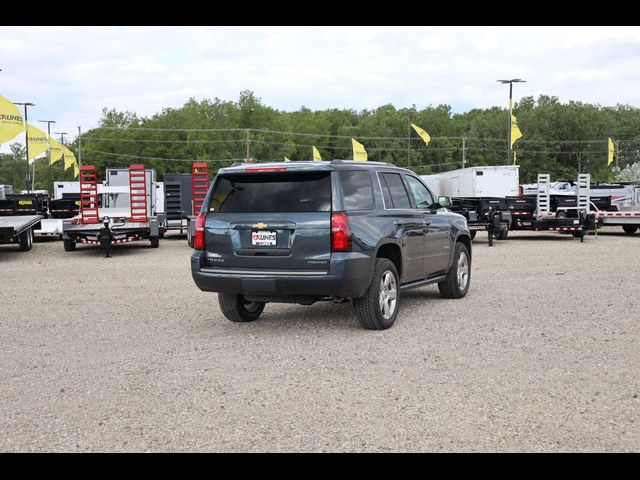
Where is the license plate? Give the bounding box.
[251,230,277,246]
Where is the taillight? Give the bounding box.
[331,212,351,252]
[193,212,206,250]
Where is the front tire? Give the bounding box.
[354,258,400,330]
[622,225,638,235]
[218,293,265,322]
[438,242,471,299]
[18,228,33,251]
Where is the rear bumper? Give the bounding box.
[191,251,373,298]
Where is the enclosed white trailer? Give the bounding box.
[421,165,520,198]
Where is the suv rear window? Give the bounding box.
[211,172,332,213]
[340,170,374,210]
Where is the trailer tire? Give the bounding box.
[438,242,471,299]
[63,238,76,251]
[218,293,265,322]
[622,225,638,235]
[150,236,160,248]
[18,228,33,251]
[469,230,477,240]
[497,229,509,240]
[556,211,567,219]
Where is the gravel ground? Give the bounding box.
[1,227,639,452]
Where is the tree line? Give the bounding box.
[2,90,640,190]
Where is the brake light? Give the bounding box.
[245,166,287,172]
[193,212,206,250]
[331,212,351,252]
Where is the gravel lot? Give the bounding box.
[1,228,639,452]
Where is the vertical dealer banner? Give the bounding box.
[26,124,49,163]
[0,94,25,145]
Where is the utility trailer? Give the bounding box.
[186,162,210,246]
[421,166,518,246]
[62,164,161,256]
[590,184,640,235]
[0,197,42,251]
[449,197,510,246]
[163,172,193,234]
[507,174,599,242]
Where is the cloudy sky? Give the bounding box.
[2,26,640,146]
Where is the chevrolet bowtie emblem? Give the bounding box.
[253,223,268,229]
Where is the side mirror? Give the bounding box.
[438,195,452,208]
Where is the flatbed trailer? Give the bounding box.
[62,164,161,256]
[0,215,42,251]
[507,174,599,242]
[449,197,511,246]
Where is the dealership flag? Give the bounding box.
[351,138,367,161]
[73,160,79,178]
[49,136,64,165]
[0,94,25,144]
[511,114,523,147]
[26,124,49,163]
[608,137,615,166]
[284,156,291,162]
[312,146,322,161]
[63,145,77,170]
[411,123,431,146]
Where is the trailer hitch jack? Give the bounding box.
[99,219,113,258]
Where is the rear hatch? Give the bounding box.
[204,170,332,271]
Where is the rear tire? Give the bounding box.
[150,236,160,248]
[353,258,400,330]
[18,228,33,251]
[63,238,76,251]
[218,293,265,322]
[438,242,471,299]
[622,225,638,235]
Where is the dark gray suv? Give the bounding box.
[191,160,472,330]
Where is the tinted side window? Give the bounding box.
[211,172,331,213]
[340,170,374,210]
[380,173,411,209]
[405,175,436,209]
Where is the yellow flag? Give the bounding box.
[73,161,79,179]
[26,123,49,163]
[608,137,615,166]
[511,114,522,147]
[411,123,431,146]
[351,138,367,161]
[63,145,77,170]
[284,156,290,162]
[0,94,25,144]
[312,146,322,161]
[513,150,517,165]
[49,136,64,165]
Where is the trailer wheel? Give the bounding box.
[150,236,160,248]
[556,211,567,219]
[497,229,509,240]
[63,238,76,251]
[469,230,477,240]
[622,225,638,235]
[18,228,33,251]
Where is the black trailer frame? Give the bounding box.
[449,197,512,246]
[0,215,42,251]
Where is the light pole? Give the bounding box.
[497,79,526,165]
[38,120,56,164]
[13,102,35,192]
